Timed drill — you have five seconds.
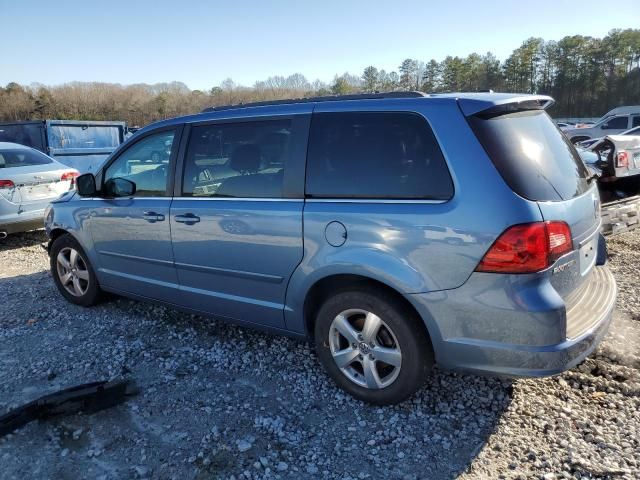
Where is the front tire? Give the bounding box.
[314,287,433,405]
[50,234,101,307]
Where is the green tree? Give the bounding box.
[362,66,379,92]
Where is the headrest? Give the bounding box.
[230,144,261,173]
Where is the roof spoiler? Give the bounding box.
[458,95,555,117]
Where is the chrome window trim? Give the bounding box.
[79,197,171,201]
[172,197,302,202]
[305,198,448,204]
[80,196,445,204]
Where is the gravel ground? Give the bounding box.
[0,230,638,480]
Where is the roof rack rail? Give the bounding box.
[201,91,427,113]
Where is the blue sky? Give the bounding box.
[2,0,639,90]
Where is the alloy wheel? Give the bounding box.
[328,308,402,389]
[56,247,90,297]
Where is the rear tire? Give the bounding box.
[50,234,101,307]
[314,287,433,405]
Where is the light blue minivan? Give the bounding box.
[44,92,616,404]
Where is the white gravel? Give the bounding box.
[0,230,638,480]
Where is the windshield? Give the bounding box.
[0,148,54,168]
[469,110,590,201]
[48,125,121,149]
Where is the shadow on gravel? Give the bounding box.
[0,230,47,252]
[0,269,513,480]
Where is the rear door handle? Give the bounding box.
[142,211,165,223]
[175,213,200,225]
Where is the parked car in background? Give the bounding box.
[0,142,78,237]
[44,92,615,405]
[564,107,640,143]
[0,120,126,174]
[577,126,640,149]
[578,133,640,201]
[556,121,573,131]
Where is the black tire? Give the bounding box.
[314,287,433,405]
[50,234,102,307]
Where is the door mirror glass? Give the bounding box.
[76,173,97,197]
[104,177,136,197]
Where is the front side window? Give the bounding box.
[305,112,453,199]
[182,120,292,198]
[104,130,175,197]
[602,116,628,130]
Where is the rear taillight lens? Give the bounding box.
[61,170,80,187]
[0,180,15,189]
[476,221,573,274]
[616,151,629,168]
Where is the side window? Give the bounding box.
[602,116,628,130]
[306,112,453,199]
[182,120,292,198]
[104,130,175,197]
[632,116,640,128]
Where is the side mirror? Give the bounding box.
[104,178,136,198]
[601,123,608,129]
[76,173,97,197]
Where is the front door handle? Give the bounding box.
[143,211,165,223]
[175,213,201,225]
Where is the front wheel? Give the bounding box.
[314,288,433,405]
[50,234,102,307]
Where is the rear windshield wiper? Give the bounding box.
[0,379,137,437]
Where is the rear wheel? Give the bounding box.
[50,234,101,306]
[314,287,433,405]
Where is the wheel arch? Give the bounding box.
[301,273,439,357]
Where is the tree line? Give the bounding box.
[1,29,638,126]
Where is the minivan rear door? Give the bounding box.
[170,113,310,329]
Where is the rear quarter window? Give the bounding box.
[468,110,590,201]
[305,112,453,200]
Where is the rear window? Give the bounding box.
[306,112,453,199]
[0,149,54,168]
[469,110,590,201]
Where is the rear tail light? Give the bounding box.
[476,221,573,274]
[616,151,629,168]
[61,170,80,188]
[0,180,15,189]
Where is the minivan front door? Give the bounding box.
[170,118,308,329]
[89,128,180,300]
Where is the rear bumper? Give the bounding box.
[0,210,45,234]
[409,265,616,377]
